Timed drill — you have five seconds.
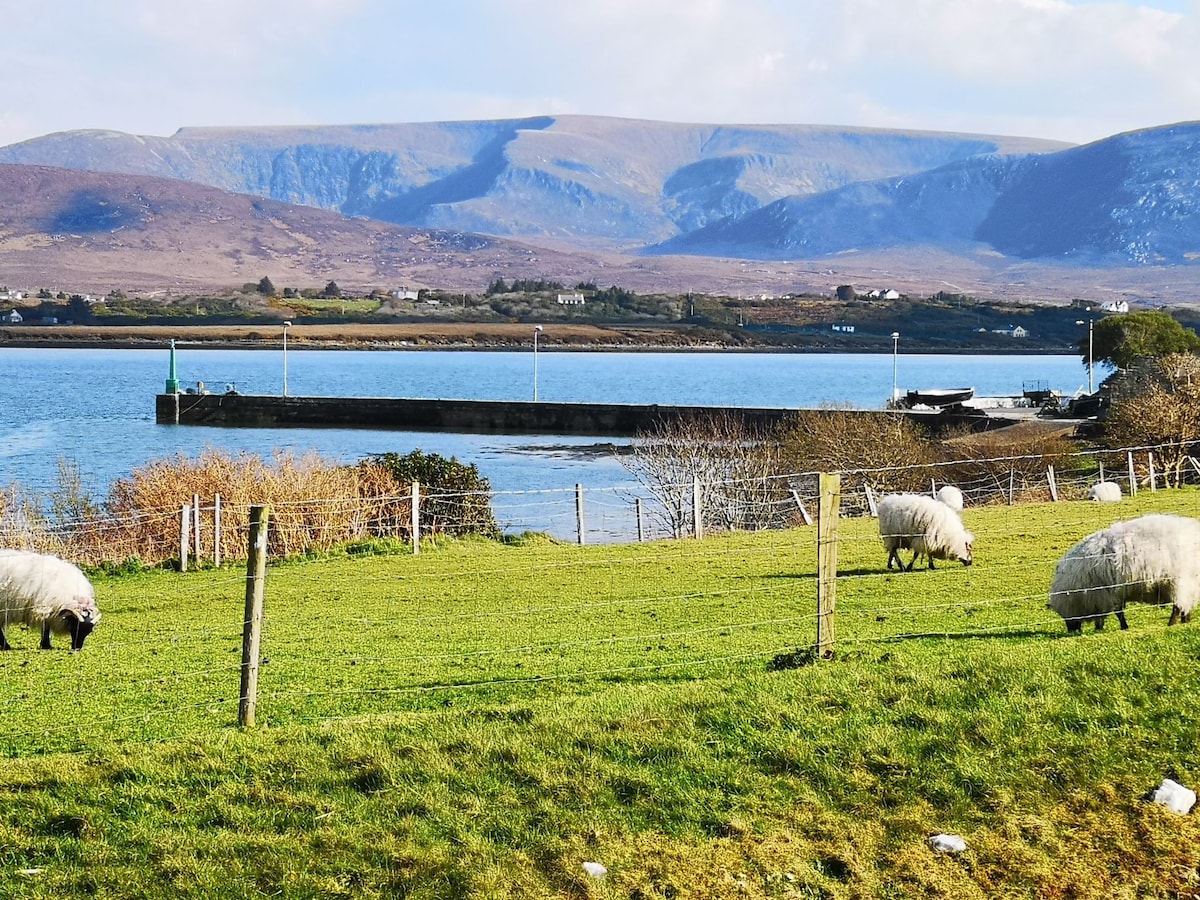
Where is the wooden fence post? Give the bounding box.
[213,494,222,568]
[791,490,813,526]
[1047,465,1058,502]
[864,483,878,517]
[575,483,586,546]
[411,480,421,555]
[239,505,270,729]
[1008,469,1015,506]
[179,504,190,572]
[635,497,645,542]
[1128,450,1138,496]
[1148,453,1157,492]
[816,473,841,659]
[1098,461,1105,484]
[692,476,703,540]
[193,493,201,562]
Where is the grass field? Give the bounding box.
[2,490,1200,898]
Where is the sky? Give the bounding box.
[2,0,1197,148]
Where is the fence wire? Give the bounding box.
[1,443,1198,756]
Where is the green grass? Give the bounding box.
[2,491,1200,898]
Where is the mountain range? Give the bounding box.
[2,115,1199,301]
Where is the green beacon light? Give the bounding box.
[165,339,181,394]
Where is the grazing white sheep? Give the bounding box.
[878,494,974,571]
[1047,514,1200,633]
[1087,481,1123,503]
[935,484,964,511]
[0,550,100,651]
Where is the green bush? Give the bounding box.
[357,450,499,539]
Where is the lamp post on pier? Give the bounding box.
[533,325,544,402]
[282,320,292,397]
[1075,311,1094,393]
[890,332,900,407]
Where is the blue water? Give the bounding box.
[0,347,1094,499]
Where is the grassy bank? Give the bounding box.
[2,491,1200,898]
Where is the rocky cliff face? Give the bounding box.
[654,121,1200,266]
[0,116,1064,252]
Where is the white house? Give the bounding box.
[992,325,1028,338]
[3,309,22,323]
[1100,301,1129,313]
[557,292,586,306]
[391,289,420,301]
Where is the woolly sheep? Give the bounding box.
[935,484,964,511]
[1087,481,1123,503]
[0,550,100,651]
[1047,514,1200,633]
[878,494,974,571]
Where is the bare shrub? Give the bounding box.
[622,412,796,537]
[103,448,379,564]
[1103,353,1200,486]
[935,426,1081,504]
[774,407,937,496]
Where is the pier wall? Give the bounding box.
[155,394,1019,436]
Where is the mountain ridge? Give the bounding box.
[3,116,1200,302]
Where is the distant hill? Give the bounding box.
[5,116,1200,302]
[652,122,1200,266]
[0,116,1066,251]
[0,164,612,294]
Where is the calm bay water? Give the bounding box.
[0,346,1093,501]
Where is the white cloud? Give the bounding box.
[0,0,1197,146]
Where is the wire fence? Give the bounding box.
[1,442,1198,756]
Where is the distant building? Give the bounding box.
[1100,301,1129,313]
[831,324,855,333]
[391,289,420,301]
[3,309,22,323]
[992,325,1028,338]
[557,293,586,306]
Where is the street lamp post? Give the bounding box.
[282,320,292,397]
[533,325,544,402]
[890,332,900,407]
[1076,312,1094,393]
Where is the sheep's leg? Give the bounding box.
[1169,606,1182,626]
[1066,619,1083,634]
[904,553,917,572]
[926,555,936,571]
[1094,615,1106,632]
[887,548,902,570]
[0,626,9,651]
[1116,611,1128,630]
[39,623,53,650]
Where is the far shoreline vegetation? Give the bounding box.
[3,278,1197,354]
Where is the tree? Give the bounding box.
[835,284,858,301]
[257,276,277,297]
[322,281,342,299]
[1086,310,1200,370]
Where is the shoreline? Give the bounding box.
[0,324,1078,356]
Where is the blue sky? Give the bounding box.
[2,0,1197,147]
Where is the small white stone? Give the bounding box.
[929,833,968,853]
[1153,779,1197,815]
[582,861,607,879]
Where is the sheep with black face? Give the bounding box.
[0,550,100,651]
